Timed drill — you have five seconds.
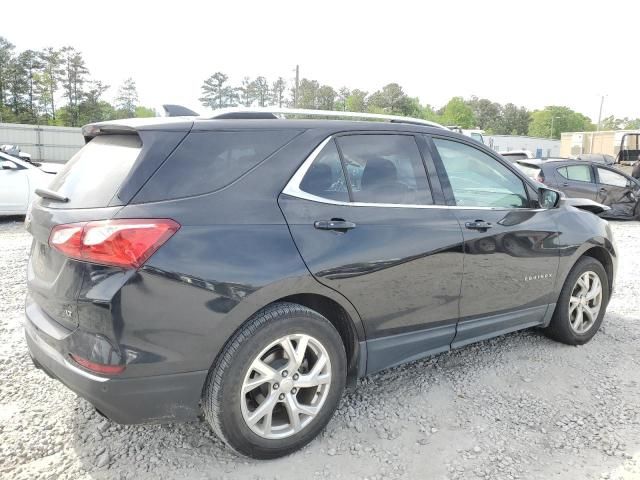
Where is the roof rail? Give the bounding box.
[208,107,446,129]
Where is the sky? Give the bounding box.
[3,0,639,122]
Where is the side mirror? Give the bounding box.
[1,160,18,170]
[539,187,561,209]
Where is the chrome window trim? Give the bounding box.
[282,135,544,212]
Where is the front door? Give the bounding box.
[279,133,464,373]
[595,166,639,217]
[429,136,560,348]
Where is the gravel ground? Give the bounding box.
[1,216,640,480]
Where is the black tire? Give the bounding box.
[203,302,346,459]
[544,256,609,345]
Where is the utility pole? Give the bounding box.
[294,65,299,108]
[550,116,559,139]
[590,94,605,153]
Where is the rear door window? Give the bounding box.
[142,130,302,200]
[336,134,433,205]
[556,165,593,183]
[47,134,142,208]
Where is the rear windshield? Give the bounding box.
[515,163,541,179]
[47,135,142,208]
[138,130,302,201]
[502,153,529,161]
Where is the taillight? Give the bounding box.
[536,172,545,184]
[69,354,126,375]
[49,219,180,269]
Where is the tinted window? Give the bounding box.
[48,134,142,208]
[146,130,301,199]
[336,135,432,205]
[433,138,528,208]
[299,140,349,202]
[557,165,592,182]
[597,168,628,187]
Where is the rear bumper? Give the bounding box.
[24,307,207,424]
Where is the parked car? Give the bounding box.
[25,108,617,459]
[0,153,61,216]
[499,149,534,162]
[517,158,640,219]
[0,144,32,162]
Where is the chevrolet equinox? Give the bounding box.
[25,109,617,459]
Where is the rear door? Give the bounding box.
[279,132,464,373]
[595,166,639,217]
[553,164,597,199]
[429,136,560,347]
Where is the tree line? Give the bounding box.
[0,36,155,127]
[200,72,640,139]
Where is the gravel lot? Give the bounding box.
[1,216,640,480]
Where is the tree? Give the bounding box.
[271,77,286,107]
[36,47,63,121]
[336,87,350,111]
[5,56,28,118]
[0,37,15,109]
[496,103,530,135]
[528,106,594,139]
[297,78,319,109]
[60,46,89,126]
[316,85,336,110]
[135,106,156,118]
[237,76,255,106]
[345,89,367,112]
[466,97,501,131]
[440,97,476,128]
[76,81,114,124]
[17,50,43,120]
[624,118,640,130]
[367,83,408,114]
[252,76,269,107]
[199,72,238,109]
[115,77,138,117]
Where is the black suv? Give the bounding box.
[25,110,617,459]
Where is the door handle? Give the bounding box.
[562,182,569,187]
[314,219,357,231]
[465,220,493,231]
[599,187,607,192]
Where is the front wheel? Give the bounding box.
[544,256,609,345]
[202,302,346,459]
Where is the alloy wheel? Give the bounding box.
[568,271,603,334]
[240,333,332,440]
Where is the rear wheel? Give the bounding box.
[203,302,346,459]
[544,257,609,345]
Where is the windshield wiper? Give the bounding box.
[34,188,69,202]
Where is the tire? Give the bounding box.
[544,256,609,345]
[203,302,347,459]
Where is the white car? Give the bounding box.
[0,153,61,215]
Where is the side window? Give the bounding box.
[432,138,528,208]
[299,140,349,202]
[597,168,628,187]
[336,134,433,205]
[557,165,592,182]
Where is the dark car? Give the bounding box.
[25,109,617,459]
[517,158,640,219]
